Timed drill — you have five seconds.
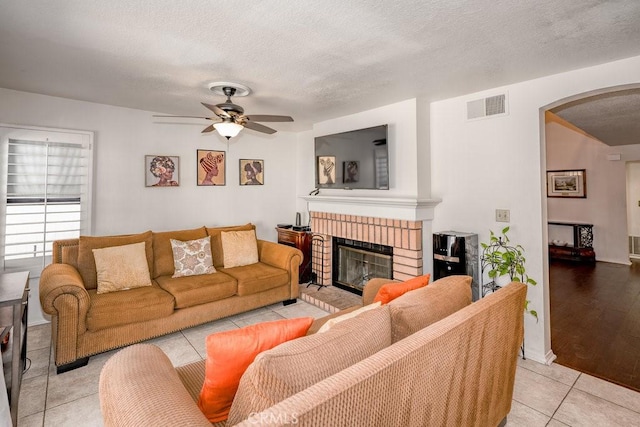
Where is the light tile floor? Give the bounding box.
[16,300,640,426]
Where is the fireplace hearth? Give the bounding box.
[333,237,393,295]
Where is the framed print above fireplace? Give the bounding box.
[547,169,586,198]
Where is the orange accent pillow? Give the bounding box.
[197,317,314,422]
[373,274,431,304]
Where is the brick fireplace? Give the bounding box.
[309,212,425,286]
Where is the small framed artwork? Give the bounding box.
[145,155,179,187]
[343,161,360,183]
[317,155,336,185]
[197,150,225,186]
[547,169,586,198]
[239,159,264,185]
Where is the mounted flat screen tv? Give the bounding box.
[314,124,389,190]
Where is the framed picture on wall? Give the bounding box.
[197,150,225,186]
[547,169,586,198]
[239,159,264,185]
[317,155,336,185]
[145,155,179,187]
[343,161,360,183]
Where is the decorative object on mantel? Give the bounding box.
[317,156,336,185]
[145,155,179,187]
[546,169,586,198]
[152,82,293,140]
[197,150,225,186]
[481,227,537,358]
[239,159,264,185]
[342,161,360,183]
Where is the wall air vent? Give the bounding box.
[629,236,640,258]
[467,94,507,120]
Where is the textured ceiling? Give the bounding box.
[1,0,640,135]
[552,89,640,146]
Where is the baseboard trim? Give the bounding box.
[522,348,556,365]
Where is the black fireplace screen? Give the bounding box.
[333,237,392,294]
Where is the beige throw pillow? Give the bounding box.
[170,236,217,278]
[93,242,152,294]
[317,302,382,333]
[220,230,259,268]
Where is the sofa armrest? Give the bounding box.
[362,278,399,306]
[39,263,90,318]
[100,344,211,427]
[257,239,303,270]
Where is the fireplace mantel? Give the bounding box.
[301,195,441,221]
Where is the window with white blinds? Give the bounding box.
[1,127,93,272]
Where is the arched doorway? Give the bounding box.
[541,84,640,392]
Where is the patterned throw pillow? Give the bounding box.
[170,236,217,278]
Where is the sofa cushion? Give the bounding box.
[78,231,153,290]
[219,262,288,296]
[306,305,361,335]
[388,275,472,343]
[317,302,382,333]
[86,283,175,331]
[93,242,153,294]
[155,272,237,309]
[206,224,256,268]
[170,236,217,278]
[373,273,431,304]
[198,317,314,423]
[221,230,259,268]
[152,227,208,278]
[227,305,392,425]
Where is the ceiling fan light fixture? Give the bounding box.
[213,121,243,139]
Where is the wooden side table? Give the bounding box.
[0,271,29,426]
[276,228,312,283]
[548,221,596,263]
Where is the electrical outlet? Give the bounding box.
[496,209,510,223]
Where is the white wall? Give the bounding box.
[430,55,640,364]
[627,162,640,237]
[0,88,299,324]
[546,122,630,265]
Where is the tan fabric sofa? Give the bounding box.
[99,276,526,426]
[39,223,302,373]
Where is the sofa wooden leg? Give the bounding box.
[498,416,507,427]
[57,357,89,374]
[282,298,297,306]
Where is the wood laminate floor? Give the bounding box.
[550,259,640,392]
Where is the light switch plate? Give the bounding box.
[496,209,510,222]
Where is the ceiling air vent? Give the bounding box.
[467,94,507,120]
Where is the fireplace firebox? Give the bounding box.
[332,237,393,295]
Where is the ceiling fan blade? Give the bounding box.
[153,115,213,119]
[243,121,277,134]
[244,115,294,122]
[201,102,230,118]
[202,124,216,133]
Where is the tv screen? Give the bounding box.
[314,124,389,190]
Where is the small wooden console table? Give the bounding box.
[276,228,312,283]
[0,271,29,426]
[548,221,595,263]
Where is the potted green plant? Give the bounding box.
[480,226,538,321]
